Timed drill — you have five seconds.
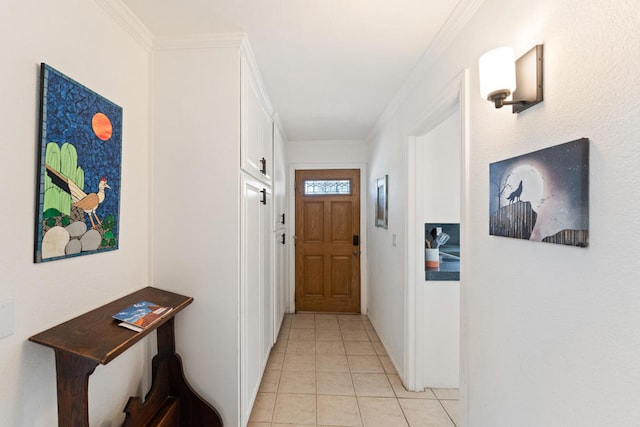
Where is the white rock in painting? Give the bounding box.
[65,238,82,255]
[80,229,102,251]
[66,221,87,238]
[42,226,70,259]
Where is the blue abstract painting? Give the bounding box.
[35,63,123,262]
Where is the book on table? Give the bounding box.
[113,301,173,332]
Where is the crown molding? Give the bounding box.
[239,36,274,116]
[367,0,486,140]
[272,112,290,143]
[94,0,153,52]
[152,32,274,117]
[288,139,367,146]
[153,32,248,51]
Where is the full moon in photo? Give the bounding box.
[504,164,544,206]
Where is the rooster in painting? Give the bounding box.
[45,164,111,229]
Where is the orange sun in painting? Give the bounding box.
[92,112,113,141]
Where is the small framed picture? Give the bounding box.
[376,175,388,229]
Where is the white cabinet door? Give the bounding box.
[272,124,288,332]
[274,228,287,334]
[241,55,273,183]
[240,174,273,426]
[272,124,287,229]
[261,187,274,364]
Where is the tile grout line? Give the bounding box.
[254,313,459,426]
[341,316,366,427]
[437,397,458,427]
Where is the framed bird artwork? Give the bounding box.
[34,63,123,262]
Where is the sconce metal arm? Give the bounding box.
[487,90,527,109]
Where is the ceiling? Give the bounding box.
[122,0,462,141]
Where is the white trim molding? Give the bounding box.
[152,32,274,117]
[94,0,154,51]
[404,69,469,391]
[152,32,247,50]
[368,0,485,140]
[287,162,369,315]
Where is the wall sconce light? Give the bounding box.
[479,44,543,113]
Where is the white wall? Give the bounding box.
[287,139,368,165]
[367,118,407,377]
[151,45,242,426]
[416,110,460,388]
[418,111,461,223]
[0,0,152,425]
[368,0,640,425]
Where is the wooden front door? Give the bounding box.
[295,169,361,313]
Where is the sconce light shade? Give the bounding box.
[479,47,516,102]
[479,44,544,113]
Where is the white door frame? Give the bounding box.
[287,162,369,314]
[404,69,470,391]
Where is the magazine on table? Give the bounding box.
[112,301,173,332]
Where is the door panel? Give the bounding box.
[240,175,272,425]
[304,202,324,241]
[331,256,352,296]
[240,55,272,183]
[331,202,352,242]
[295,169,360,313]
[303,256,324,296]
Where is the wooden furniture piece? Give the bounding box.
[29,286,223,427]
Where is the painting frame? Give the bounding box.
[489,138,589,247]
[375,175,388,229]
[34,63,123,263]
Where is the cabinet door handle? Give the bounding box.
[280,213,285,225]
[260,188,267,205]
[281,233,286,245]
[260,157,267,175]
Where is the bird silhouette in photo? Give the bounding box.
[506,180,523,204]
[45,164,111,229]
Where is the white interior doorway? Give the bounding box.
[404,69,469,391]
[416,109,461,387]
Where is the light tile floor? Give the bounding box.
[249,313,459,427]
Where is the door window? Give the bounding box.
[303,179,351,195]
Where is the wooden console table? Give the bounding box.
[29,286,223,427]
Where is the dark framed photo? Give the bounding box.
[376,175,388,229]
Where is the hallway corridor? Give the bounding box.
[248,313,459,426]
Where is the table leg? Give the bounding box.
[54,350,99,427]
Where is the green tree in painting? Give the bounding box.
[43,142,84,216]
